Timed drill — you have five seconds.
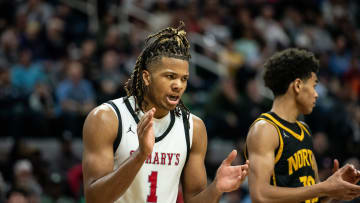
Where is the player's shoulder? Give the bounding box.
[190,114,207,143]
[87,103,117,121]
[249,119,277,135]
[191,114,205,131]
[247,119,279,148]
[83,103,119,138]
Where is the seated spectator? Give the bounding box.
[96,50,127,104]
[56,61,95,136]
[0,61,28,137]
[13,159,42,196]
[10,48,46,94]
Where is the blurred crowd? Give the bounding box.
[0,0,359,202]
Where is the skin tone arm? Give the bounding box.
[82,105,156,203]
[247,120,360,203]
[181,116,249,203]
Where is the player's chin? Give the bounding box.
[303,107,314,115]
[166,103,178,111]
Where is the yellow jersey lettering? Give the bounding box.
[287,149,315,175]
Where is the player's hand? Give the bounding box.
[137,108,156,157]
[214,150,249,193]
[332,159,360,185]
[324,164,360,200]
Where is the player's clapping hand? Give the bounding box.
[137,108,156,157]
[214,150,249,193]
[332,159,360,185]
[324,163,360,200]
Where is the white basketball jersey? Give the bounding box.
[105,96,193,203]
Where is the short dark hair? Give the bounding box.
[125,21,191,117]
[263,48,319,96]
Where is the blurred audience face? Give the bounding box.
[19,49,32,67]
[14,160,33,187]
[1,29,18,50]
[25,21,40,40]
[0,68,10,86]
[81,40,96,58]
[335,35,346,52]
[262,5,274,19]
[313,132,329,155]
[7,191,29,203]
[67,62,83,83]
[104,27,119,47]
[102,50,119,71]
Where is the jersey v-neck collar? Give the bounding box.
[124,96,175,143]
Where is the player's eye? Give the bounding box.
[167,75,175,79]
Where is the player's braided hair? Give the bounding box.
[125,21,191,117]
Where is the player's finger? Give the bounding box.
[332,159,339,174]
[142,117,154,137]
[143,111,153,135]
[222,150,237,166]
[240,164,249,171]
[338,164,352,174]
[138,109,154,135]
[241,168,248,179]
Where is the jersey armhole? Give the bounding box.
[105,101,122,154]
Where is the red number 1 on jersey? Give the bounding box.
[147,171,158,202]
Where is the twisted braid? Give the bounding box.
[125,21,191,118]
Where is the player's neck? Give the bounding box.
[271,94,300,123]
[141,97,169,119]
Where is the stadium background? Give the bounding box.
[0,0,359,202]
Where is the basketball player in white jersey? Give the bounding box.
[82,22,249,203]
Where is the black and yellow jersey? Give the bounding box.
[245,112,320,203]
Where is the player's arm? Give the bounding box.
[181,116,248,203]
[247,120,360,203]
[82,105,154,203]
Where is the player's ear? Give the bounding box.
[293,78,302,93]
[142,70,151,86]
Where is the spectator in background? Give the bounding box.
[79,39,99,83]
[19,21,44,60]
[56,61,95,136]
[11,48,46,94]
[44,17,67,60]
[0,61,28,137]
[53,131,80,178]
[254,5,290,51]
[343,56,360,100]
[6,188,29,203]
[329,35,352,76]
[0,29,19,64]
[28,82,56,136]
[13,159,42,197]
[41,172,75,203]
[16,0,54,26]
[96,50,127,104]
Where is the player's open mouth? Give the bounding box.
[167,95,179,105]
